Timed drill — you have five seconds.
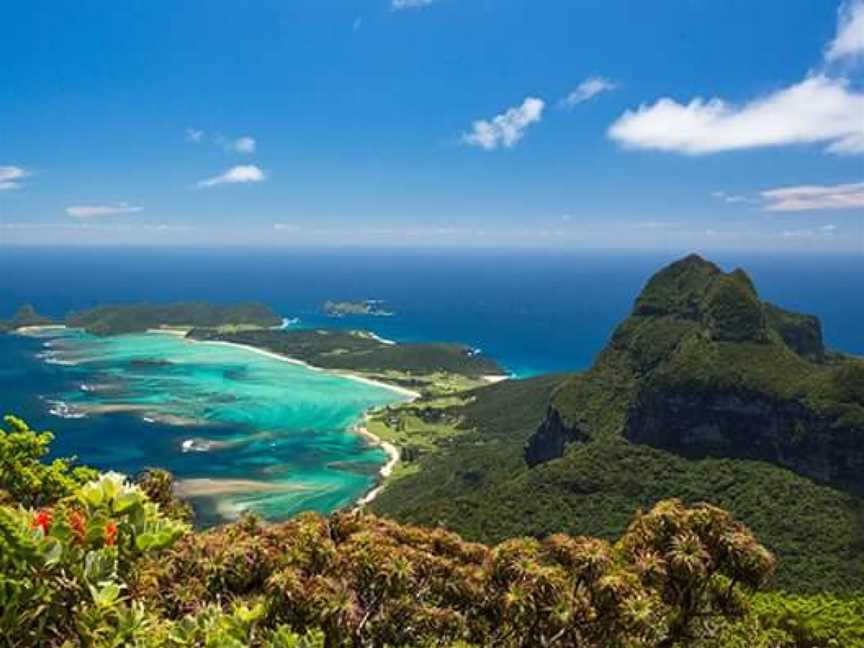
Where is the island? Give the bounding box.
[323,299,394,318]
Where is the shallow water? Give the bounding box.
[14,328,406,525]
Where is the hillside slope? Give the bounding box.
[372,255,864,593]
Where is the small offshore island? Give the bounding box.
[323,298,395,318]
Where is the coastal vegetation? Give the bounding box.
[188,328,504,395]
[1,301,282,336]
[10,413,864,647]
[65,302,282,336]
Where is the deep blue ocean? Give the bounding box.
[1,247,862,375]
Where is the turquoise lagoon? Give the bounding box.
[26,328,407,524]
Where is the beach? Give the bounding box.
[351,417,401,508]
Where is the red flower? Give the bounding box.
[104,521,118,546]
[30,509,52,534]
[68,510,87,545]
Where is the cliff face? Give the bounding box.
[625,386,864,495]
[526,254,864,494]
[524,406,587,467]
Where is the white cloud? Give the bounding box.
[560,77,616,108]
[711,190,750,204]
[197,165,266,188]
[826,1,864,62]
[232,136,256,154]
[189,131,256,153]
[66,203,143,218]
[1,222,192,232]
[273,223,300,232]
[0,166,30,191]
[462,97,545,150]
[782,226,838,239]
[761,181,864,211]
[609,75,864,155]
[391,0,435,10]
[185,128,205,143]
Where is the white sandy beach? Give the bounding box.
[145,327,190,337]
[174,477,308,497]
[352,418,401,508]
[482,373,510,384]
[14,324,68,334]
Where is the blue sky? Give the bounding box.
[1,0,862,250]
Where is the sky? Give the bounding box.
[1,0,862,251]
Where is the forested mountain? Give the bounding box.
[372,255,864,594]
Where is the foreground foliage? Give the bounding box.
[8,415,860,646]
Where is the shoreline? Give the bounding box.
[153,332,422,400]
[14,324,68,334]
[352,417,401,509]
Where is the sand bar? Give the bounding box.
[174,478,309,498]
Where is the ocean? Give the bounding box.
[1,247,861,522]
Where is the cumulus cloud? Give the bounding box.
[391,0,435,10]
[560,77,616,108]
[826,1,864,62]
[0,166,30,191]
[608,75,864,155]
[462,97,545,150]
[609,4,864,156]
[197,165,266,188]
[185,128,205,143]
[761,181,864,211]
[66,203,143,218]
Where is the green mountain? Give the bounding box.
[372,255,864,593]
[531,254,864,492]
